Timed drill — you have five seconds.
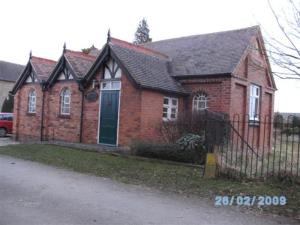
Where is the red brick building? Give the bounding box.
[11,26,276,149]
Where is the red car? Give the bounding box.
[0,113,13,137]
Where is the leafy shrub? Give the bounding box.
[273,112,283,129]
[158,110,229,152]
[1,95,13,113]
[130,139,206,164]
[292,116,300,128]
[176,133,204,150]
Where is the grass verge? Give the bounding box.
[0,144,299,220]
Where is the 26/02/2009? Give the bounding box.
[214,195,287,206]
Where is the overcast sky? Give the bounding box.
[0,0,299,113]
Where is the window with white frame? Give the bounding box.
[193,93,208,111]
[163,97,178,121]
[28,90,36,113]
[249,84,260,121]
[101,81,121,90]
[60,88,71,115]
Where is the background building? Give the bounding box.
[0,61,24,111]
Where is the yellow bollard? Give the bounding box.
[204,153,217,178]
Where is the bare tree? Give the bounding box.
[265,0,300,79]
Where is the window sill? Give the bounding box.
[58,114,71,119]
[163,118,177,122]
[27,112,36,116]
[249,120,260,126]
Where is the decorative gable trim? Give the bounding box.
[84,43,189,96]
[47,55,78,88]
[84,44,138,88]
[57,68,74,80]
[104,58,121,79]
[11,61,40,95]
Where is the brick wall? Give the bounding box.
[13,83,43,141]
[180,77,232,114]
[230,36,275,151]
[82,72,101,144]
[13,35,275,149]
[118,72,142,146]
[140,90,164,142]
[45,82,82,142]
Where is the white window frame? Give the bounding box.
[101,80,121,91]
[28,90,36,113]
[249,84,260,121]
[163,97,178,121]
[60,88,71,115]
[193,93,208,111]
[101,81,121,91]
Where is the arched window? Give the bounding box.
[60,88,71,115]
[193,93,208,111]
[28,90,36,113]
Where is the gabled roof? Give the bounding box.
[85,26,262,95]
[143,26,260,77]
[31,56,57,81]
[85,39,188,95]
[109,41,188,95]
[64,50,97,77]
[0,61,25,82]
[47,49,96,87]
[11,56,56,94]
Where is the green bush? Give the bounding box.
[176,133,204,150]
[130,138,206,165]
[1,95,14,113]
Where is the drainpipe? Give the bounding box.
[78,79,84,143]
[40,81,46,142]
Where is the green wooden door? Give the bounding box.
[99,91,120,145]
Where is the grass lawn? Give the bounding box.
[0,144,299,220]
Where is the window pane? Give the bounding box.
[249,85,260,121]
[193,93,207,111]
[111,81,121,90]
[61,89,71,115]
[256,87,260,96]
[172,99,177,106]
[102,82,110,90]
[199,102,206,109]
[255,98,259,114]
[163,98,169,105]
[28,91,36,113]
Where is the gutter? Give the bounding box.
[78,79,84,143]
[40,81,46,141]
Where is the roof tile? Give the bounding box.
[31,56,56,81]
[0,61,25,82]
[65,50,96,78]
[143,26,259,76]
